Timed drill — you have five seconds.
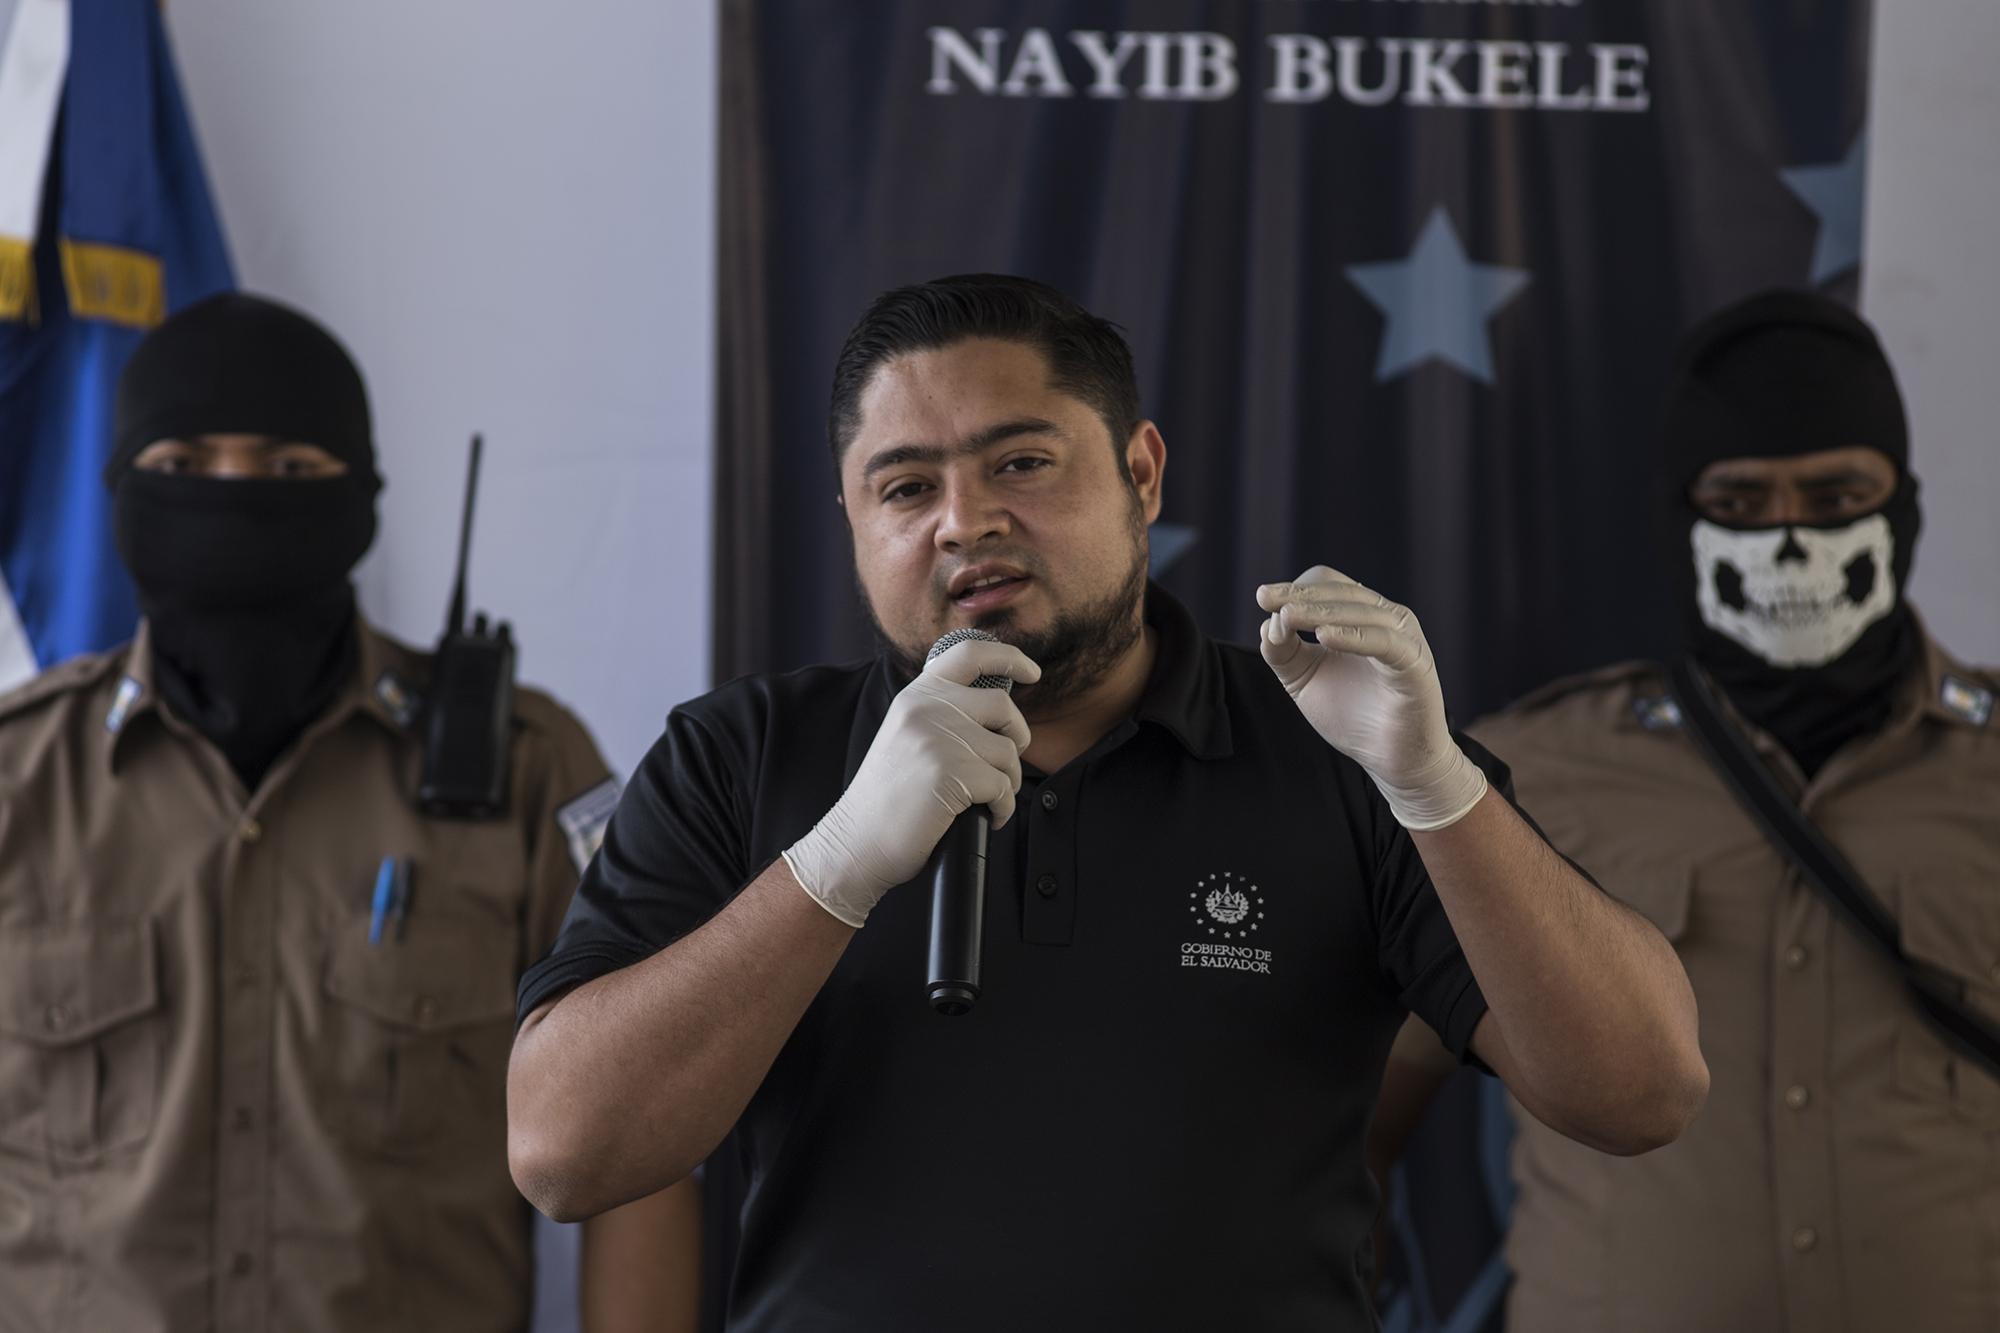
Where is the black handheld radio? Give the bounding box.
[418,433,515,818]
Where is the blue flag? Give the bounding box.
[0,0,233,690]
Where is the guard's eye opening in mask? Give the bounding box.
[130,435,351,481]
[1684,448,1901,531]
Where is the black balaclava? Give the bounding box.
[109,293,382,790]
[1663,290,1922,776]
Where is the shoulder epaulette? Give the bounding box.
[0,649,127,727]
[1921,626,1999,728]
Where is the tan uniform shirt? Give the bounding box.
[0,621,618,1333]
[1469,627,2000,1333]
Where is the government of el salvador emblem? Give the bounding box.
[1190,870,1264,941]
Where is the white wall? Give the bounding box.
[163,0,716,784]
[1866,0,2000,664]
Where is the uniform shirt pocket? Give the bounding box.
[319,908,520,1157]
[1894,870,2000,1121]
[0,919,162,1164]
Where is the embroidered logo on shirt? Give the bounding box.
[1194,872,1264,937]
[1940,675,1994,727]
[1631,695,1683,732]
[1182,871,1273,975]
[1205,887,1251,925]
[104,675,143,735]
[556,778,622,874]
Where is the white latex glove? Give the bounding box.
[1255,566,1487,831]
[782,638,1040,927]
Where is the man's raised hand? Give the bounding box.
[1256,566,1486,831]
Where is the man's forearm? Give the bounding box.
[508,858,853,1220]
[1410,789,1707,1153]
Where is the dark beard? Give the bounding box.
[866,495,1150,714]
[972,544,1147,712]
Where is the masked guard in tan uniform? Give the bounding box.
[0,294,696,1333]
[1372,291,2000,1333]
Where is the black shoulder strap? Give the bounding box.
[1667,658,2000,1079]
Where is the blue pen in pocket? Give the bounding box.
[368,857,415,943]
[368,857,396,945]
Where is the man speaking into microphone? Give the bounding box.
[506,275,1707,1331]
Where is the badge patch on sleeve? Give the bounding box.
[556,778,621,874]
[1631,695,1684,732]
[104,675,144,735]
[1940,675,1994,727]
[372,671,422,728]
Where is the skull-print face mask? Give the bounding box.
[1675,476,1922,777]
[1689,513,1897,668]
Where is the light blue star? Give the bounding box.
[1780,130,1867,286]
[1345,207,1531,385]
[1149,522,1197,576]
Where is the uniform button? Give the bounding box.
[1791,1227,1818,1253]
[231,1252,254,1276]
[1035,873,1058,898]
[231,1107,253,1133]
[1784,945,1808,970]
[42,1004,69,1034]
[415,996,439,1024]
[1040,790,1059,812]
[1784,1085,1811,1111]
[239,819,262,843]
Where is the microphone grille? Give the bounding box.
[926,627,1014,693]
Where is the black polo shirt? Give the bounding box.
[519,586,1501,1332]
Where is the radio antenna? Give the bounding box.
[444,432,483,636]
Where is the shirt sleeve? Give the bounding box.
[515,705,751,1027]
[1367,732,1519,1066]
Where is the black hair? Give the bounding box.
[828,274,1141,471]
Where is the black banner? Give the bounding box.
[715,2,1870,1327]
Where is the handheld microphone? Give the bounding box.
[925,627,1015,1016]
